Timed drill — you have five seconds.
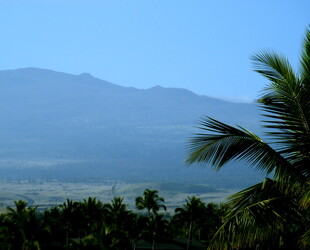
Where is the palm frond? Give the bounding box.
[186,117,291,178]
[300,27,310,87]
[299,185,310,209]
[253,47,310,180]
[299,228,310,249]
[253,50,309,128]
[252,51,296,85]
[209,179,299,249]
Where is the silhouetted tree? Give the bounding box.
[136,189,167,250]
[60,199,84,246]
[2,200,42,249]
[103,197,134,249]
[173,196,207,249]
[80,197,105,235]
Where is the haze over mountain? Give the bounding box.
[0,68,263,188]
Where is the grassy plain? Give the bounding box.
[0,180,237,212]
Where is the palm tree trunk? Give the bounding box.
[187,221,193,250]
[66,231,69,246]
[152,232,155,250]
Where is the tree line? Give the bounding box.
[0,189,222,249]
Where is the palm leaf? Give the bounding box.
[186,117,291,179]
[299,228,310,249]
[300,27,310,87]
[299,185,310,209]
[209,179,299,249]
[253,50,310,174]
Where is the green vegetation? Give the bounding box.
[173,196,221,250]
[0,191,222,249]
[187,28,310,249]
[136,189,167,250]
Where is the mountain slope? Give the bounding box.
[0,68,262,188]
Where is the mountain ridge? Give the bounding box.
[0,67,262,188]
[0,67,245,104]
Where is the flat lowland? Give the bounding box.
[0,180,237,212]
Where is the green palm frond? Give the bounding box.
[186,117,290,178]
[299,228,310,249]
[300,27,310,86]
[253,49,310,181]
[209,179,299,249]
[225,178,298,222]
[252,51,296,84]
[252,38,310,162]
[299,185,310,209]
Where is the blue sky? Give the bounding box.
[0,0,309,102]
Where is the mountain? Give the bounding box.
[0,68,262,188]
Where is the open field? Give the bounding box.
[0,180,237,212]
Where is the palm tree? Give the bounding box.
[186,28,310,249]
[103,197,134,249]
[3,200,42,249]
[144,213,169,249]
[174,196,207,250]
[202,203,222,244]
[81,197,104,234]
[41,206,65,247]
[135,189,166,217]
[136,189,167,250]
[104,197,131,229]
[60,199,83,245]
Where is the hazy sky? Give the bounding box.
[0,1,309,102]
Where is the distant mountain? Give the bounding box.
[0,68,263,188]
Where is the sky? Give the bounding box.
[0,0,309,102]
